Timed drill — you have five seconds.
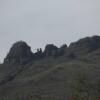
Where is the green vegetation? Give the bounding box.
[0,36,100,100]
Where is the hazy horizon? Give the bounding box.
[0,0,100,62]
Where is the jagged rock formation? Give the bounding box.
[33,48,43,60]
[4,42,68,65]
[44,44,58,57]
[4,35,100,65]
[57,44,68,56]
[69,35,100,55]
[4,41,33,64]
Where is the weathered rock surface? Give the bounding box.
[69,36,100,55]
[44,44,58,57]
[4,41,33,64]
[4,36,100,64]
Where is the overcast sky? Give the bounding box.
[0,0,100,62]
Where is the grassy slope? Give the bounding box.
[0,56,100,100]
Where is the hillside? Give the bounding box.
[0,36,100,100]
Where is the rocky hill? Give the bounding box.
[69,36,100,55]
[4,41,34,64]
[0,35,100,100]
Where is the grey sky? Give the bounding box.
[0,0,100,62]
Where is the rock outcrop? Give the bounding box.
[4,35,100,64]
[57,44,67,56]
[4,41,33,64]
[69,36,100,55]
[44,44,58,57]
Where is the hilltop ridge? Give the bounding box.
[3,35,100,64]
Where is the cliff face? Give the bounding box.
[4,41,33,64]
